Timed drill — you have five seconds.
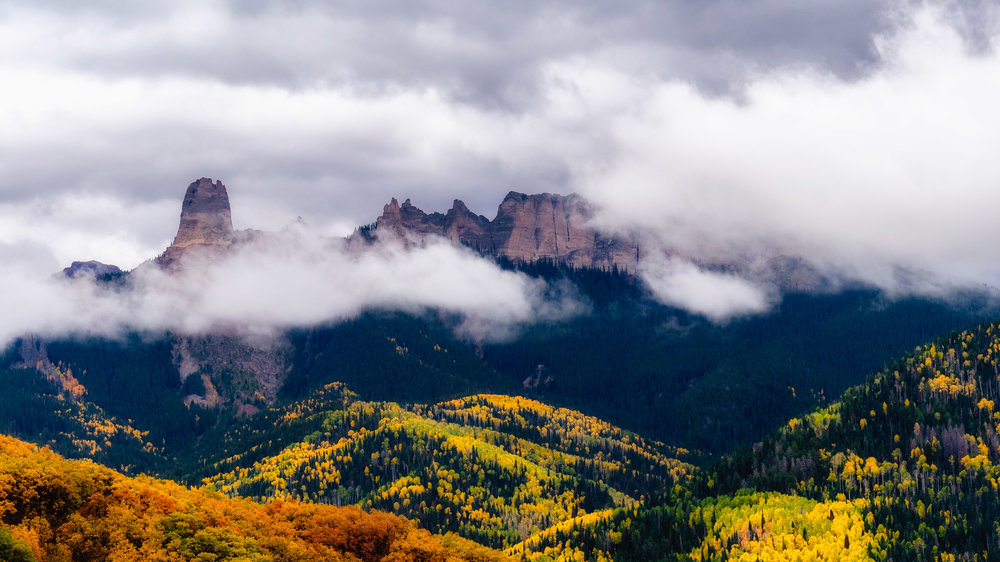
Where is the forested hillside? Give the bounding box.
[11,315,1000,559]
[0,433,508,562]
[196,386,691,550]
[484,262,995,453]
[522,320,1000,560]
[714,321,1000,559]
[0,366,169,473]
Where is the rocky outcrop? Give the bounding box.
[372,191,639,271]
[156,178,235,267]
[172,334,292,408]
[764,255,835,293]
[62,261,123,279]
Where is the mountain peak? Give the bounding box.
[502,191,527,203]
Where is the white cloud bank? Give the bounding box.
[0,228,585,350]
[578,6,1000,307]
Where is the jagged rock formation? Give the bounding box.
[373,191,640,271]
[62,260,123,279]
[156,178,235,267]
[375,198,492,251]
[369,191,828,287]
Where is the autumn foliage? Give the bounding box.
[0,434,509,561]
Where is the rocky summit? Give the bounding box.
[156,178,235,267]
[62,260,123,279]
[373,191,640,272]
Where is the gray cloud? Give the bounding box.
[4,0,903,102]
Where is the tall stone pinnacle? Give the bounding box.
[172,178,234,248]
[155,178,235,267]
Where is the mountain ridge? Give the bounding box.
[371,190,641,272]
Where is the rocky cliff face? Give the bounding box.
[490,192,640,271]
[373,191,639,271]
[156,178,235,267]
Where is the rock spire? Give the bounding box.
[156,178,235,267]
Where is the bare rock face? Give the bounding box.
[377,198,447,238]
[172,334,292,409]
[173,178,234,247]
[15,337,86,400]
[372,191,639,271]
[156,178,234,267]
[443,199,492,251]
[764,255,834,293]
[492,192,592,268]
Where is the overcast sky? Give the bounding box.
[1,0,1000,325]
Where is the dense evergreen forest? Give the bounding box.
[483,261,994,452]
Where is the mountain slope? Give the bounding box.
[3,271,992,476]
[8,177,995,470]
[0,365,168,473]
[481,263,995,453]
